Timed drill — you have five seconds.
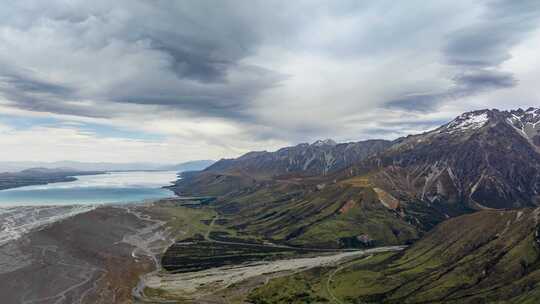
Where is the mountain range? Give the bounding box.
[0,159,214,173]
[168,107,540,302]
[204,138,391,178]
[173,107,540,245]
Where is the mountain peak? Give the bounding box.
[506,107,540,146]
[509,107,540,118]
[443,110,491,133]
[312,139,337,146]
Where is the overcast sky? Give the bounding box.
[0,0,539,163]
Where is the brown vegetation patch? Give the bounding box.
[339,199,357,214]
[373,187,400,209]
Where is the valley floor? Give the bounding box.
[140,244,404,303]
[12,200,538,304]
[0,199,407,303]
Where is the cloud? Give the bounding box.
[386,70,517,111]
[444,0,540,67]
[1,73,73,96]
[0,0,539,161]
[386,0,540,112]
[0,121,290,163]
[0,0,288,121]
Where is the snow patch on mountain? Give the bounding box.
[506,107,540,146]
[446,112,489,133]
[312,139,337,146]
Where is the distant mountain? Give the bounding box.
[17,167,80,175]
[171,139,408,248]
[0,161,157,172]
[0,160,214,173]
[0,167,103,190]
[158,160,215,172]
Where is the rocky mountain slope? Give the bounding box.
[172,139,392,198]
[204,139,392,178]
[346,108,540,217]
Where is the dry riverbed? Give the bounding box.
[139,246,405,303]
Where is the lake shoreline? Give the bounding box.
[0,171,178,206]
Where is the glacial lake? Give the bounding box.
[0,171,178,206]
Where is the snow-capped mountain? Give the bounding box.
[348,108,540,221]
[177,107,540,227]
[443,111,490,133]
[438,107,540,141]
[507,107,540,148]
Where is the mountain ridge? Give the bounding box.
[203,139,392,179]
[347,107,540,210]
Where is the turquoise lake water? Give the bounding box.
[0,171,178,206]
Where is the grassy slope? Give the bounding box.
[215,179,419,248]
[147,204,218,240]
[249,208,540,303]
[173,165,423,248]
[248,253,395,304]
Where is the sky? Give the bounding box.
[0,0,539,163]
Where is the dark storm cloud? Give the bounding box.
[1,73,73,96]
[452,70,516,91]
[152,40,231,83]
[0,68,109,118]
[134,4,258,84]
[386,0,540,111]
[386,94,445,112]
[386,70,518,111]
[444,0,540,68]
[108,61,285,122]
